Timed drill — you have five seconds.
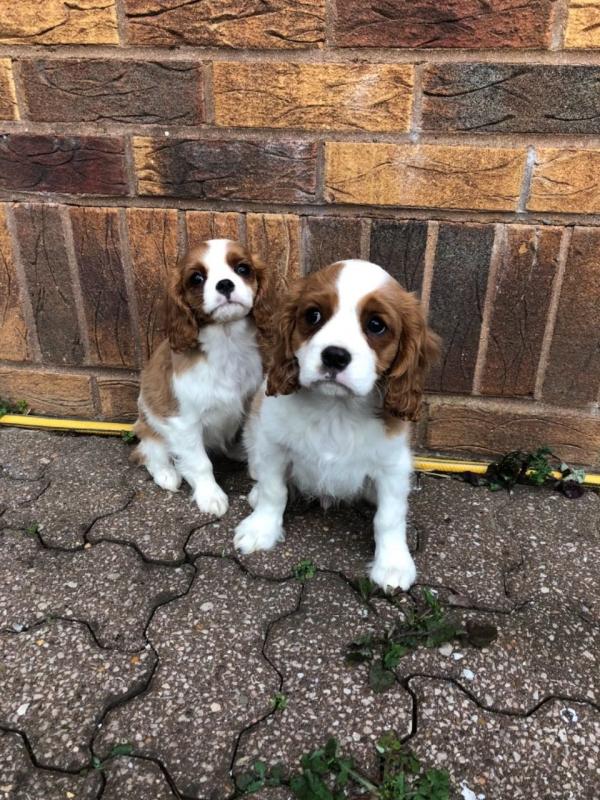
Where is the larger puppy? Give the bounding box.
[133,239,265,517]
[234,259,439,591]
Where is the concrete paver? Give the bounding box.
[101,757,177,799]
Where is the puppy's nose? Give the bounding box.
[216,279,235,298]
[321,346,352,371]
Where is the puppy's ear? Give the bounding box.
[166,262,199,353]
[249,254,271,341]
[265,283,301,396]
[383,298,440,422]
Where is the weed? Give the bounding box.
[121,430,136,444]
[0,398,29,418]
[272,692,288,711]
[293,559,317,582]
[25,523,39,536]
[91,742,134,771]
[236,733,451,799]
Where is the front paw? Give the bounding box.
[234,512,284,554]
[194,483,229,517]
[370,554,416,593]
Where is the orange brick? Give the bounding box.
[97,377,139,421]
[565,0,600,48]
[325,143,525,211]
[185,212,243,246]
[0,205,29,361]
[528,149,600,214]
[246,214,301,289]
[0,369,94,418]
[0,0,118,45]
[213,62,413,132]
[0,59,17,120]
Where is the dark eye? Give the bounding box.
[366,315,387,336]
[190,271,205,285]
[305,307,322,326]
[234,262,252,277]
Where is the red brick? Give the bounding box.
[0,135,128,197]
[542,228,600,406]
[333,0,554,49]
[0,369,94,418]
[0,205,29,361]
[480,226,561,398]
[70,207,137,369]
[97,377,139,421]
[185,212,243,247]
[13,204,83,366]
[303,217,363,274]
[369,220,428,295]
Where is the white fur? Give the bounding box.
[202,239,255,322]
[234,260,417,591]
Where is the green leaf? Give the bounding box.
[293,559,317,582]
[369,660,396,693]
[25,523,39,536]
[272,692,288,711]
[91,756,103,771]
[357,576,376,601]
[382,642,408,670]
[108,742,133,758]
[121,430,136,444]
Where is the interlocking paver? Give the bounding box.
[409,677,600,800]
[101,757,177,799]
[96,557,300,798]
[0,473,48,515]
[0,531,193,649]
[0,620,154,771]
[235,573,413,780]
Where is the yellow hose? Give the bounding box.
[2,413,600,486]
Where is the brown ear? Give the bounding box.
[383,300,440,422]
[166,263,199,353]
[249,254,272,343]
[265,283,301,396]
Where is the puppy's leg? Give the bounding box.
[234,437,288,554]
[171,428,229,517]
[370,448,416,592]
[135,435,181,492]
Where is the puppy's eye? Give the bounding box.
[234,262,252,277]
[190,272,205,286]
[305,307,322,326]
[366,315,387,336]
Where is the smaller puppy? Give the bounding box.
[235,259,439,591]
[132,239,264,516]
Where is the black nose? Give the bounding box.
[216,279,235,297]
[321,346,352,371]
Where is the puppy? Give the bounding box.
[132,239,265,517]
[234,259,439,591]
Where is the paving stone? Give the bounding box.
[411,475,518,610]
[409,677,600,799]
[0,474,48,514]
[235,573,412,781]
[0,620,154,771]
[0,730,100,799]
[0,532,193,650]
[96,558,300,799]
[0,429,86,480]
[397,599,599,713]
[101,757,177,799]
[1,434,136,548]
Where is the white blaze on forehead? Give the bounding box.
[202,238,235,271]
[335,260,391,310]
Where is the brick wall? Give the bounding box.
[1,0,600,465]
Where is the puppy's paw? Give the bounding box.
[247,485,259,509]
[152,467,181,493]
[194,483,229,517]
[370,554,416,593]
[234,512,284,554]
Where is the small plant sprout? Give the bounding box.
[25,523,39,536]
[0,398,29,418]
[121,430,136,444]
[293,559,317,582]
[272,692,288,711]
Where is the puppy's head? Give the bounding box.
[167,239,265,351]
[266,260,439,421]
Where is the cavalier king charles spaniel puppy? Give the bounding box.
[234,259,439,591]
[132,239,265,517]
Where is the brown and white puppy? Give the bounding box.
[234,259,439,591]
[132,239,265,516]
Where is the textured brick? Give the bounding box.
[0,0,118,45]
[124,0,324,48]
[134,138,317,203]
[426,400,600,466]
[529,149,600,214]
[332,0,554,49]
[246,214,301,290]
[185,211,242,246]
[481,226,561,398]
[0,135,128,197]
[303,217,363,274]
[0,369,94,417]
[0,206,29,361]
[127,208,179,362]
[70,207,136,369]
[370,220,428,294]
[13,204,83,366]
[0,59,17,120]
[325,143,524,211]
[20,59,202,124]
[422,64,600,134]
[213,62,413,132]
[427,223,495,393]
[543,228,600,406]
[565,0,600,48]
[97,377,139,420]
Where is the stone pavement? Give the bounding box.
[0,428,598,799]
